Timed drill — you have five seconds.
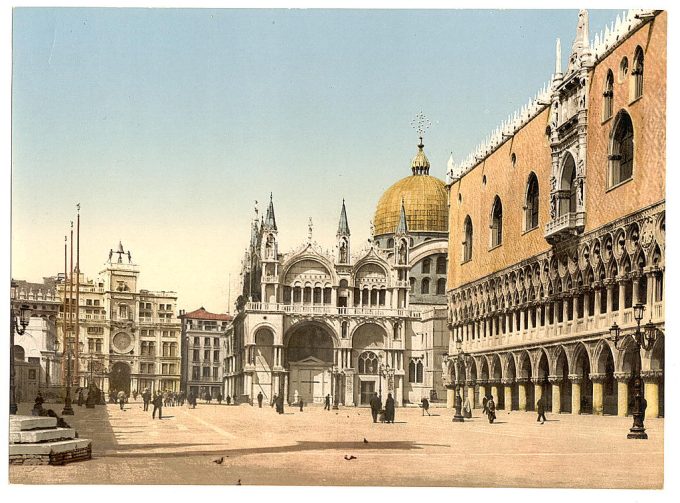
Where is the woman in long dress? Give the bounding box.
[385,393,396,423]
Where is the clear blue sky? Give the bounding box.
[11,8,622,312]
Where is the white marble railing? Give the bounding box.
[246,302,421,319]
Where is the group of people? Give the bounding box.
[369,392,396,423]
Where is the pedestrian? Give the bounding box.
[77,388,84,407]
[132,389,138,401]
[152,391,163,419]
[299,398,304,412]
[324,394,331,410]
[276,394,284,414]
[142,388,151,411]
[270,394,276,408]
[421,396,430,416]
[482,395,489,416]
[536,396,547,424]
[385,393,395,423]
[189,391,197,409]
[226,395,231,405]
[206,391,212,404]
[464,396,473,419]
[217,392,223,405]
[369,392,382,423]
[487,395,496,424]
[117,390,126,410]
[257,391,264,408]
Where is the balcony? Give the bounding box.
[245,302,421,319]
[544,211,585,244]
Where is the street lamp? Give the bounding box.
[378,354,394,399]
[330,365,341,409]
[609,302,659,439]
[10,302,32,414]
[451,332,466,423]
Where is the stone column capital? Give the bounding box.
[465,379,476,387]
[614,372,632,382]
[567,374,582,384]
[487,379,501,386]
[588,373,608,383]
[500,377,514,385]
[476,379,488,386]
[547,375,563,385]
[516,377,530,384]
[640,370,663,383]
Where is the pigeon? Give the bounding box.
[236,479,242,485]
[363,438,368,444]
[344,455,357,460]
[213,457,224,464]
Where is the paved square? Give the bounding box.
[9,400,663,488]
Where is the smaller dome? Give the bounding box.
[411,138,430,175]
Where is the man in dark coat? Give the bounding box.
[324,394,331,410]
[77,388,84,407]
[369,392,382,423]
[385,393,396,423]
[482,395,489,416]
[142,388,151,411]
[536,396,547,424]
[487,396,496,423]
[276,394,284,414]
[421,397,430,416]
[152,391,163,419]
[217,392,223,404]
[257,392,264,408]
[299,398,304,412]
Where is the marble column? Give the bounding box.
[517,378,528,411]
[614,372,630,417]
[478,380,488,405]
[466,381,476,409]
[548,376,562,414]
[641,370,661,419]
[446,384,455,409]
[534,380,543,405]
[590,373,606,415]
[569,374,582,415]
[502,378,513,411]
[490,382,500,404]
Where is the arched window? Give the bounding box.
[13,345,25,361]
[490,196,503,247]
[632,46,644,100]
[525,173,539,231]
[422,258,431,274]
[387,238,394,249]
[408,360,416,383]
[409,277,416,294]
[358,351,379,375]
[560,154,577,215]
[609,111,634,187]
[462,216,473,262]
[603,70,614,120]
[118,304,128,320]
[436,256,446,274]
[416,360,424,383]
[421,278,430,294]
[436,278,446,295]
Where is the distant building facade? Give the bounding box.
[445,10,665,418]
[56,242,182,394]
[227,139,450,406]
[179,307,233,399]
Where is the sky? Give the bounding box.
[10,6,625,313]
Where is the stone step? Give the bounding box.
[9,438,91,456]
[10,427,76,444]
[9,415,57,432]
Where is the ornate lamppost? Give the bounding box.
[609,303,660,439]
[378,354,394,399]
[451,331,467,423]
[10,301,32,414]
[330,365,341,409]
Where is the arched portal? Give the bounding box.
[555,347,571,413]
[285,323,335,404]
[537,351,551,411]
[598,344,617,415]
[507,356,518,411]
[519,352,534,411]
[109,362,131,395]
[352,323,387,405]
[574,346,592,414]
[254,328,275,402]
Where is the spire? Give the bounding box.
[337,199,350,236]
[410,111,432,175]
[264,193,277,231]
[395,198,409,235]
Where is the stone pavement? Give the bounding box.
[8,400,663,488]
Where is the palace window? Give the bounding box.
[525,173,539,231]
[358,351,379,374]
[560,154,577,215]
[609,111,634,187]
[463,216,473,262]
[436,278,446,295]
[422,258,431,274]
[421,278,430,295]
[436,256,446,274]
[632,46,644,100]
[409,277,416,294]
[416,360,424,383]
[408,360,416,382]
[387,238,394,249]
[603,70,614,121]
[490,196,503,248]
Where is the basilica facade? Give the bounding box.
[227,141,449,406]
[445,10,665,418]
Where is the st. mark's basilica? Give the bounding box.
[227,9,665,418]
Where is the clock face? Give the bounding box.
[112,332,133,353]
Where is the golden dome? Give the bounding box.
[374,174,448,236]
